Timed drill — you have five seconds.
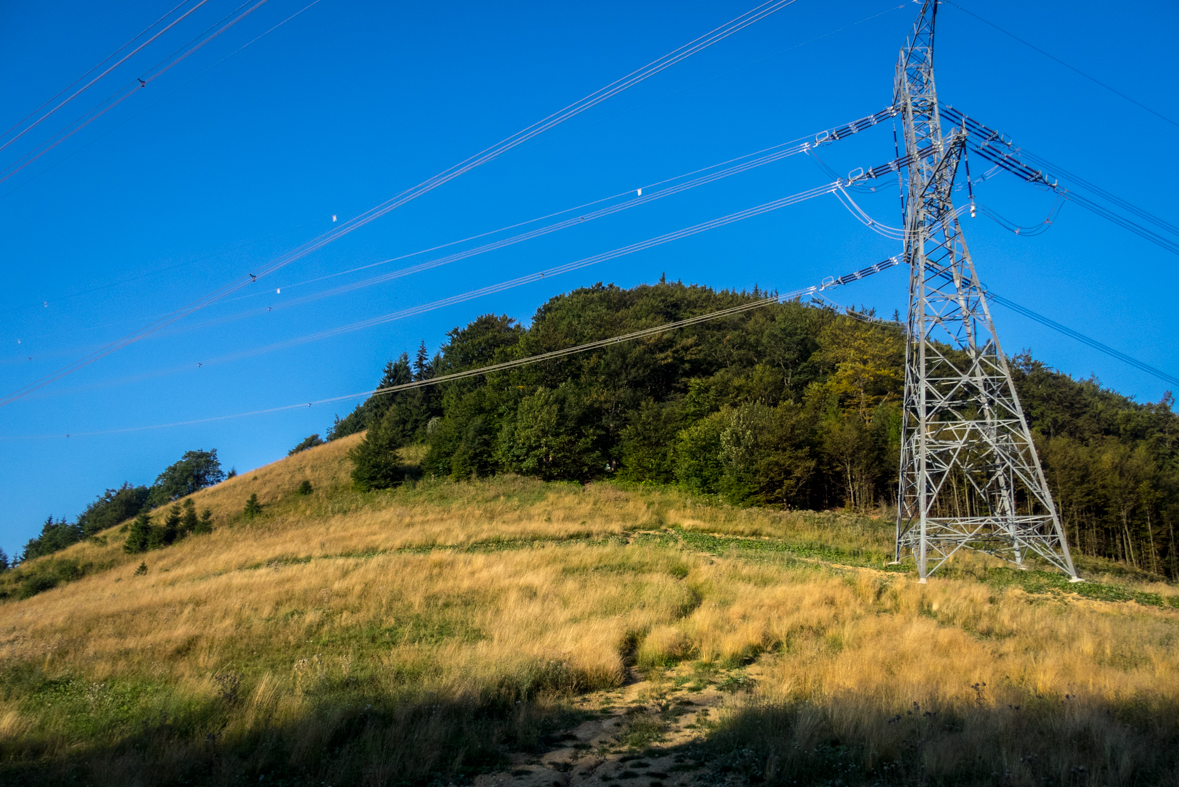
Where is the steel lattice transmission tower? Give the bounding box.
[892,1,1079,581]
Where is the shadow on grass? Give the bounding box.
[0,688,588,787]
[691,691,1179,787]
[4,685,1178,786]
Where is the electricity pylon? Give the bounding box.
[892,0,1079,581]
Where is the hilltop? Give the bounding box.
[1,433,1178,786]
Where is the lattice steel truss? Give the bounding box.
[892,1,1079,581]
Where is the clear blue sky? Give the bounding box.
[1,0,1176,557]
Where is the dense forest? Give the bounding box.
[333,280,1178,579]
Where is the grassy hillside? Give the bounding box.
[1,436,1178,786]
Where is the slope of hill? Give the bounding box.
[330,282,1179,581]
[1,436,1177,786]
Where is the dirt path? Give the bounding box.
[474,662,764,786]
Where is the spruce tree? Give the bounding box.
[244,494,262,518]
[350,404,409,491]
[413,340,431,380]
[180,499,199,535]
[368,353,413,427]
[124,512,153,554]
[0,547,8,573]
[194,508,214,535]
[162,504,182,545]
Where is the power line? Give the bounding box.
[9,248,1175,438]
[0,0,323,202]
[198,183,841,367]
[940,105,1179,256]
[27,180,847,399]
[988,293,1179,389]
[0,0,274,186]
[0,256,900,440]
[209,108,894,309]
[8,107,891,359]
[517,3,909,155]
[0,0,801,409]
[0,0,192,142]
[164,110,895,329]
[0,0,213,156]
[942,0,1179,130]
[916,266,1179,390]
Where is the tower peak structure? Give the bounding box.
[892,1,1079,581]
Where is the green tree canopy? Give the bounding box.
[149,450,225,506]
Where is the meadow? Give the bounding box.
[1,435,1177,786]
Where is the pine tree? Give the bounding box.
[350,404,410,491]
[124,512,153,554]
[162,504,182,546]
[244,494,263,518]
[194,508,214,535]
[413,341,431,380]
[368,353,413,426]
[180,499,199,535]
[0,547,9,573]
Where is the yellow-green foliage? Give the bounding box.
[0,435,1176,785]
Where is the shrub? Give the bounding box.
[193,508,214,535]
[180,499,199,535]
[161,504,183,546]
[133,561,148,576]
[243,494,263,518]
[13,559,85,599]
[124,512,153,554]
[298,480,313,496]
[288,434,325,456]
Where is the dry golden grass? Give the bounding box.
[1,438,1176,785]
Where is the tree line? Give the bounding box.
[334,280,1178,578]
[7,449,227,568]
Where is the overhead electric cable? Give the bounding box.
[10,247,1174,438]
[525,3,908,152]
[965,139,1179,256]
[10,107,894,357]
[909,263,1179,390]
[988,293,1179,389]
[939,105,1179,255]
[922,263,1179,390]
[0,0,800,409]
[0,0,323,202]
[0,0,212,155]
[0,255,902,440]
[942,0,1179,130]
[0,0,192,142]
[221,108,895,304]
[202,184,840,366]
[0,0,273,186]
[21,180,848,398]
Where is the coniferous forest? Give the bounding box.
[336,280,1179,579]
